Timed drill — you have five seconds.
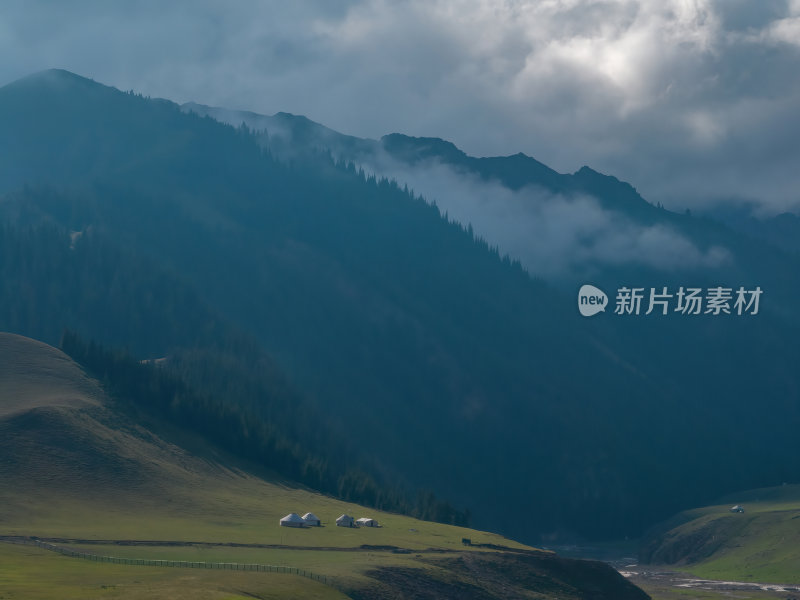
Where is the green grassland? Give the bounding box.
[0,469,541,598]
[0,543,347,600]
[29,543,449,595]
[630,577,781,600]
[640,485,800,584]
[0,476,519,551]
[0,333,649,599]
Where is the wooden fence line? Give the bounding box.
[1,536,328,585]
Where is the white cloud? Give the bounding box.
[764,16,800,46]
[364,156,730,277]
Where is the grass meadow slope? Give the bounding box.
[0,332,647,599]
[640,485,800,584]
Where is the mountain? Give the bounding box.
[0,331,649,600]
[2,69,800,545]
[182,101,377,159]
[707,202,800,256]
[0,222,466,524]
[183,102,800,295]
[639,484,800,585]
[182,102,653,216]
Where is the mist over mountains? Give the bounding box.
[2,69,799,543]
[185,101,797,281]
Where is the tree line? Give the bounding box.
[60,330,471,526]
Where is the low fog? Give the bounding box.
[364,157,731,279]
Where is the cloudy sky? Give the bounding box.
[2,0,799,215]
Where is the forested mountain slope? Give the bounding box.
[2,69,799,542]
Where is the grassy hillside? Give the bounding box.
[0,333,647,599]
[0,333,509,548]
[0,333,102,416]
[0,543,346,600]
[640,485,800,584]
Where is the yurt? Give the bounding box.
[356,517,378,527]
[336,514,354,527]
[302,512,321,526]
[279,513,305,528]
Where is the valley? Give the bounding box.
[1,65,799,597]
[3,2,800,596]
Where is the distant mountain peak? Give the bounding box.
[380,133,467,164]
[27,67,86,81]
[37,67,86,79]
[273,110,313,122]
[180,94,655,218]
[4,68,101,91]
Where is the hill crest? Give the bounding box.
[0,332,101,418]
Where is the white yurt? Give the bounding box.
[356,517,378,527]
[279,513,305,528]
[302,512,321,526]
[336,514,354,527]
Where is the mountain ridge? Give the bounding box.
[182,100,657,217]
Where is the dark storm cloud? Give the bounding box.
[1,0,799,214]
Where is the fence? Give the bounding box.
[1,536,329,586]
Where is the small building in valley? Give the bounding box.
[302,512,321,527]
[356,517,379,528]
[280,513,306,527]
[336,514,354,527]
